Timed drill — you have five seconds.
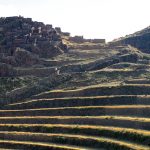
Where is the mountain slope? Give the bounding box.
[110,26,150,53]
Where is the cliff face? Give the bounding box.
[110,26,150,53]
[0,16,68,65]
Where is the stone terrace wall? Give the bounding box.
[69,36,105,44]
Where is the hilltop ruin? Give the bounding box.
[0,16,68,61]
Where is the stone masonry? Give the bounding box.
[0,16,68,59]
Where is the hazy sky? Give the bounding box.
[0,0,150,41]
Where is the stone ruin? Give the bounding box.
[62,32,70,36]
[55,27,61,34]
[0,16,68,64]
[69,35,105,44]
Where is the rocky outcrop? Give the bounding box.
[110,26,150,53]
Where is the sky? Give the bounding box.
[0,0,150,42]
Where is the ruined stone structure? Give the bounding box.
[0,16,68,61]
[55,27,61,34]
[69,36,84,43]
[91,39,105,43]
[0,16,69,77]
[69,36,105,44]
[62,32,71,36]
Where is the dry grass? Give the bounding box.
[5,95,150,109]
[0,115,150,122]
[37,84,150,96]
[0,123,149,135]
[0,140,80,150]
[0,131,149,150]
[0,124,149,145]
[1,105,150,112]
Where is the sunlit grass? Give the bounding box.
[0,131,149,150]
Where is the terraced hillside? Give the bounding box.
[1,59,150,148]
[1,89,150,149]
[1,25,150,149]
